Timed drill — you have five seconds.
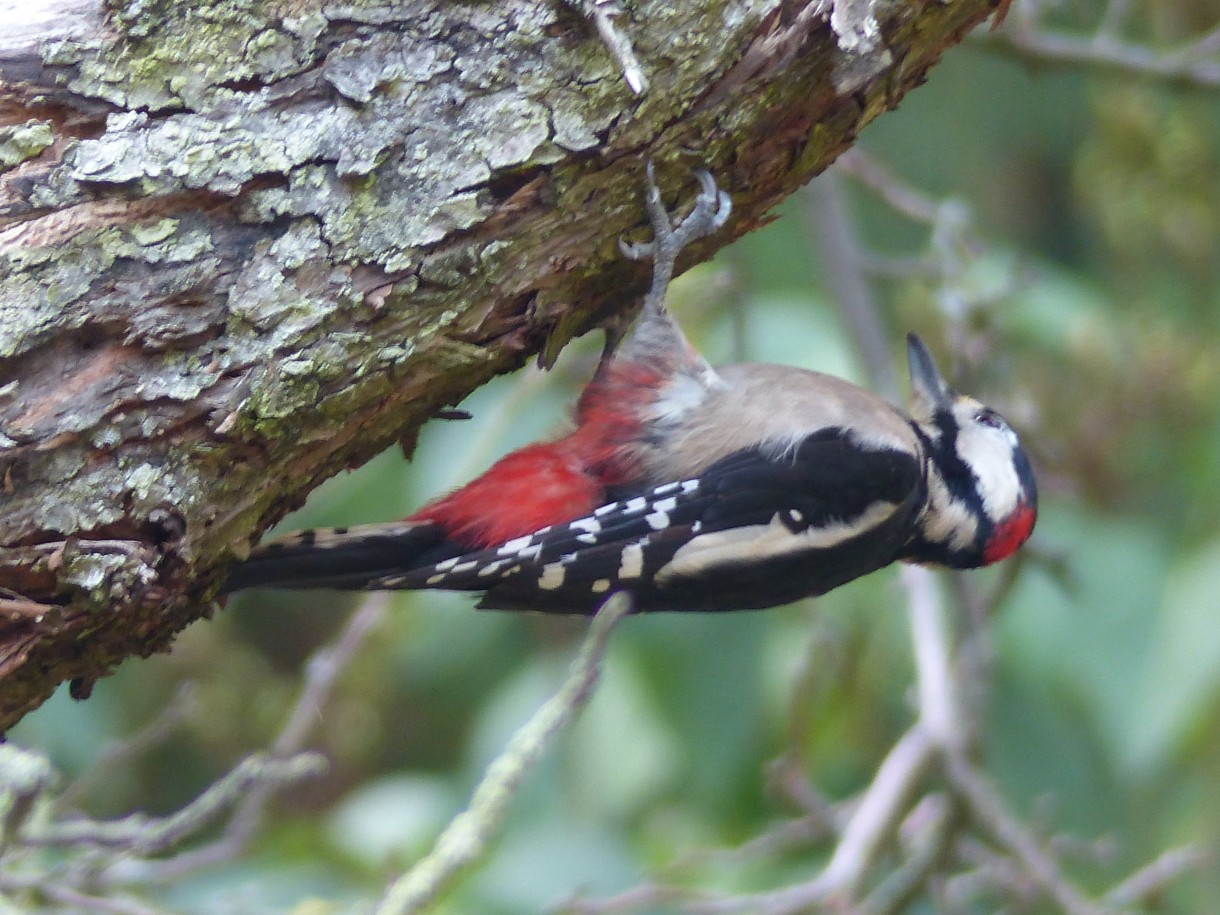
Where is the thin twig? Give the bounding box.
[375,592,632,915]
[562,0,649,94]
[35,883,163,915]
[902,566,962,752]
[805,726,937,903]
[901,543,1106,914]
[942,752,1113,915]
[34,754,326,855]
[269,593,390,758]
[665,813,835,876]
[837,149,941,225]
[1105,844,1207,908]
[805,167,899,398]
[55,683,199,813]
[862,793,956,915]
[116,593,389,881]
[563,882,695,914]
[592,728,938,915]
[981,22,1220,87]
[0,596,55,621]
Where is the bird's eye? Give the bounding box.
[976,410,1005,430]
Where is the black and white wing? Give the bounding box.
[381,429,926,613]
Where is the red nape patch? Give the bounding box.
[984,502,1037,564]
[409,441,603,549]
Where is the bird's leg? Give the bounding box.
[619,162,732,317]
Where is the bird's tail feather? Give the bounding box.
[221,522,457,594]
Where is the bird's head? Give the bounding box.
[903,333,1038,569]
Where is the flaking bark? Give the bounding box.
[0,0,1003,730]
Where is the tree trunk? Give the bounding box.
[0,0,1002,730]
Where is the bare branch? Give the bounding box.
[375,593,632,915]
[55,683,199,814]
[124,593,390,881]
[981,12,1220,87]
[29,883,162,915]
[31,753,325,856]
[561,0,650,94]
[806,167,900,399]
[903,567,965,751]
[1106,844,1208,909]
[862,793,955,915]
[942,752,1113,915]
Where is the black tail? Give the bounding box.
[221,522,461,594]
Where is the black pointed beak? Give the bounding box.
[907,333,954,410]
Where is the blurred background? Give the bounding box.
[10,2,1220,911]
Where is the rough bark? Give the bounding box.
[0,0,1002,730]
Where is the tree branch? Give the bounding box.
[0,0,1008,731]
[375,593,631,915]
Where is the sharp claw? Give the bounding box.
[713,189,732,230]
[617,163,730,270]
[619,237,653,261]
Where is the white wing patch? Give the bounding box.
[408,477,703,597]
[619,542,646,579]
[645,511,670,530]
[497,534,536,556]
[539,563,566,590]
[656,501,897,584]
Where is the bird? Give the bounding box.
[222,166,1037,613]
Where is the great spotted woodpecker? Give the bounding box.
[223,167,1037,613]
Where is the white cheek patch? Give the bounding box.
[656,502,895,584]
[954,421,1021,521]
[921,474,979,550]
